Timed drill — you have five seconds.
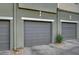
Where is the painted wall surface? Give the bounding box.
[0,3,13,17]
[58,3,79,13]
[58,10,79,39]
[18,3,57,13]
[16,4,57,48]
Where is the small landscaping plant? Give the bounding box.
[55,34,63,43]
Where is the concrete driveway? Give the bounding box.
[0,40,79,55]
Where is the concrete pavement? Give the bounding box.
[0,40,79,55]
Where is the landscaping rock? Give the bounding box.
[49,41,78,50]
[65,40,79,45]
[31,45,63,55]
[22,47,33,55]
[31,45,51,50]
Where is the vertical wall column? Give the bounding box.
[57,9,61,34]
[13,3,17,50]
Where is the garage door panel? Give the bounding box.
[24,34,50,38]
[63,27,74,29]
[62,22,77,39]
[63,31,75,34]
[0,41,9,43]
[24,37,50,43]
[24,21,52,47]
[0,44,9,50]
[0,21,10,50]
[24,40,49,47]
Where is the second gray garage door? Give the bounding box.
[24,21,52,47]
[62,22,77,39]
[0,21,10,51]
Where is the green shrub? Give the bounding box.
[55,34,63,43]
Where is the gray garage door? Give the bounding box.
[0,21,10,51]
[24,21,52,47]
[62,22,77,39]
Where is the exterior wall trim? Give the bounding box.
[21,17,55,22]
[0,16,13,20]
[60,19,79,23]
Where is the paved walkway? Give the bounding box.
[0,40,79,55]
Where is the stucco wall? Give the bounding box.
[18,3,57,13]
[0,3,13,17]
[58,3,79,13]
